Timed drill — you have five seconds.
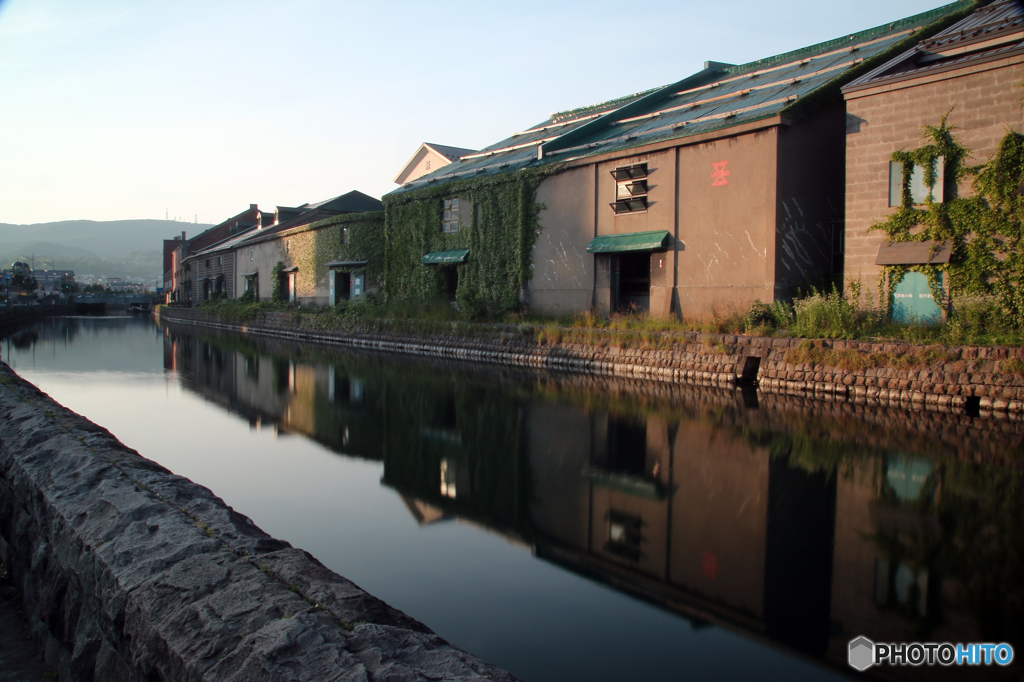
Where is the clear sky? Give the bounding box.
[0,0,950,226]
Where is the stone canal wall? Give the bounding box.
[158,306,1024,418]
[0,304,74,331]
[0,362,518,682]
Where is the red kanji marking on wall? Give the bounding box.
[702,551,719,579]
[711,161,730,187]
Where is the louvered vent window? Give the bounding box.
[610,164,649,214]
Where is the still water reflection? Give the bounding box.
[3,315,1023,682]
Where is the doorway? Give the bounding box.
[614,252,651,312]
[443,266,458,302]
[336,270,350,303]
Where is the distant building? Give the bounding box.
[181,190,384,305]
[105,277,147,293]
[32,269,75,297]
[164,205,272,304]
[393,143,477,186]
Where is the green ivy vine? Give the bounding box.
[282,212,385,299]
[271,261,286,302]
[382,166,559,318]
[870,115,1024,328]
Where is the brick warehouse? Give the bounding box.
[843,0,1024,315]
[385,3,970,320]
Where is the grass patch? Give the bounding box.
[185,285,1024,351]
[784,340,953,371]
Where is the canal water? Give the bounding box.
[3,314,1023,682]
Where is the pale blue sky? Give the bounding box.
[0,0,948,225]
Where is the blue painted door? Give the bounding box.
[892,272,942,323]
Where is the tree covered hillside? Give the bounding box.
[0,219,212,282]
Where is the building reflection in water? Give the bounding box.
[161,322,1024,681]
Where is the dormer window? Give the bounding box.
[610,164,649,214]
[443,198,460,233]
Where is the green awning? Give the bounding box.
[586,230,672,254]
[326,260,368,269]
[584,467,667,501]
[422,249,469,264]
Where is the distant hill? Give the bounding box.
[0,219,213,283]
[0,219,212,259]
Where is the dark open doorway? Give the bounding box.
[615,252,651,312]
[336,271,351,303]
[444,266,458,302]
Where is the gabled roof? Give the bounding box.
[424,143,476,162]
[258,191,384,239]
[190,225,262,258]
[844,0,1023,93]
[302,190,384,213]
[185,193,383,260]
[387,2,967,198]
[393,143,478,185]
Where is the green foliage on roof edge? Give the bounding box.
[871,115,1024,328]
[382,166,561,317]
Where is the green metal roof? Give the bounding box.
[387,3,965,200]
[421,249,469,264]
[586,230,672,254]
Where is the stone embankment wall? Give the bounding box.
[158,307,1024,418]
[0,362,518,682]
[0,305,73,331]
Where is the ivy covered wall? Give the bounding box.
[275,211,385,304]
[382,168,556,317]
[872,119,1024,326]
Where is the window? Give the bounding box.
[442,198,460,233]
[889,157,944,207]
[249,247,254,262]
[440,459,459,499]
[607,510,643,562]
[610,163,649,214]
[342,227,349,244]
[285,240,290,253]
[204,259,210,268]
[216,256,222,266]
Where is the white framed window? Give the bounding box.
[610,163,649,214]
[889,157,944,207]
[442,198,460,233]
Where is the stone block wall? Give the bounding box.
[844,54,1024,288]
[0,361,518,682]
[158,307,1024,418]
